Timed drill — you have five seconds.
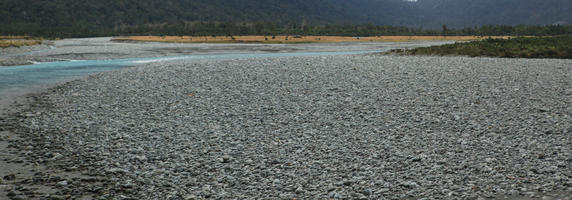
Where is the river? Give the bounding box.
[0,37,452,115]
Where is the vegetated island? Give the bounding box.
[0,36,43,48]
[388,35,572,59]
[112,35,509,44]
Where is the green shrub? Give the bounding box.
[393,35,572,59]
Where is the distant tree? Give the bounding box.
[442,24,448,37]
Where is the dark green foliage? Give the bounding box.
[447,25,572,36]
[0,0,418,37]
[0,0,571,37]
[395,35,572,59]
[111,23,572,37]
[3,19,571,38]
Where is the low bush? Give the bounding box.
[392,35,572,59]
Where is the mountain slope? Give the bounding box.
[0,0,570,36]
[0,0,418,28]
[415,0,572,27]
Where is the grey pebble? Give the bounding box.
[13,55,572,199]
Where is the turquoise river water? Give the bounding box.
[0,50,377,96]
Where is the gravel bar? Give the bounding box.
[9,55,572,199]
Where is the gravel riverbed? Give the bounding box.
[6,55,572,199]
[0,37,451,67]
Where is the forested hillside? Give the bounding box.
[0,0,418,35]
[0,0,570,37]
[415,0,572,27]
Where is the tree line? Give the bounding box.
[2,21,571,38]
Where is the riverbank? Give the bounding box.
[388,35,572,59]
[0,37,452,67]
[0,39,455,199]
[3,54,571,199]
[113,35,508,44]
[0,40,42,48]
[1,94,112,199]
[0,36,45,48]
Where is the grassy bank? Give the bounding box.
[390,35,572,59]
[0,36,43,48]
[0,40,41,48]
[112,35,509,44]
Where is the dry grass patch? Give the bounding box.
[113,35,511,44]
[0,36,43,48]
[0,40,42,48]
[0,36,31,40]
